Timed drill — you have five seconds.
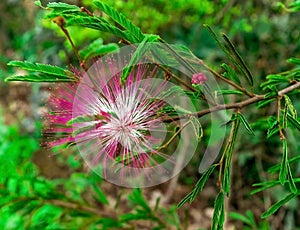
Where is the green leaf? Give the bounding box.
[283,102,288,129]
[47,2,80,11]
[216,89,243,95]
[279,139,288,185]
[92,184,109,205]
[288,1,300,11]
[128,189,151,213]
[257,98,276,108]
[65,15,136,42]
[229,212,253,226]
[261,193,297,219]
[5,73,75,82]
[79,39,119,61]
[251,181,281,195]
[260,75,290,91]
[278,139,297,193]
[283,95,297,118]
[267,119,279,139]
[212,191,225,230]
[222,115,240,196]
[7,61,72,77]
[287,113,300,131]
[268,154,300,173]
[34,0,43,7]
[287,161,297,194]
[121,34,160,83]
[237,112,255,136]
[288,57,300,65]
[221,63,241,84]
[204,25,230,60]
[222,34,254,86]
[93,1,145,42]
[189,116,203,140]
[177,164,217,207]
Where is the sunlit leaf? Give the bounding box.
[288,57,300,65]
[121,34,160,83]
[7,61,72,77]
[93,0,145,42]
[79,39,119,61]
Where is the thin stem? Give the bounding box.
[52,16,87,71]
[160,94,265,122]
[159,65,197,92]
[199,60,254,97]
[157,120,190,150]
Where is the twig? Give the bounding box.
[159,94,265,122]
[278,81,300,96]
[52,16,87,71]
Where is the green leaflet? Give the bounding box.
[268,154,300,174]
[288,57,300,65]
[283,95,297,118]
[222,114,240,196]
[189,116,203,141]
[261,193,298,219]
[121,34,160,83]
[65,15,136,42]
[279,139,288,185]
[287,113,300,131]
[279,139,297,194]
[204,25,253,87]
[177,164,217,207]
[221,63,241,85]
[216,89,244,95]
[79,38,119,61]
[251,181,281,195]
[212,191,225,230]
[222,34,254,86]
[266,117,279,139]
[47,2,80,11]
[7,61,72,77]
[93,1,145,42]
[237,112,255,136]
[257,98,276,108]
[229,211,256,227]
[5,61,75,82]
[260,74,290,91]
[4,74,75,82]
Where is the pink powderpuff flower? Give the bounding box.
[45,59,169,173]
[191,73,207,85]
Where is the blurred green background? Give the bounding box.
[0,0,299,229]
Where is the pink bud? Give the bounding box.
[192,73,207,85]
